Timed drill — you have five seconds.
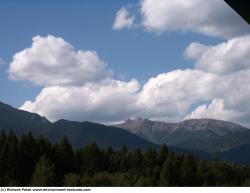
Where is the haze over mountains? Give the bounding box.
[1,100,250,163]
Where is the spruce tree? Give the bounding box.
[6,132,19,183]
[31,155,56,186]
[17,132,39,185]
[63,173,80,186]
[181,155,198,186]
[160,155,179,186]
[157,144,169,166]
[82,142,103,174]
[129,149,143,173]
[55,136,74,179]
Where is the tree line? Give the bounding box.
[1,131,250,187]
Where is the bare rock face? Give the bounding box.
[113,118,249,153]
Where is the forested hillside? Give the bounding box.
[0,101,158,150]
[1,131,250,187]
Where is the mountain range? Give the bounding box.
[113,118,250,153]
[0,101,157,150]
[1,101,250,163]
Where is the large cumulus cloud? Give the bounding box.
[21,79,141,123]
[138,69,250,125]
[141,0,250,38]
[9,35,111,86]
[114,0,250,39]
[185,35,250,74]
[8,34,250,126]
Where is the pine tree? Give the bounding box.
[1,131,250,187]
[135,176,153,186]
[111,173,131,186]
[181,154,198,186]
[55,136,75,179]
[91,172,112,186]
[0,130,6,147]
[82,142,103,174]
[143,147,157,177]
[36,136,53,159]
[31,155,56,186]
[129,149,143,173]
[103,147,114,172]
[243,179,250,187]
[0,131,8,186]
[160,154,179,186]
[143,147,157,168]
[5,131,19,184]
[63,173,80,186]
[17,132,39,185]
[157,144,169,166]
[118,146,129,172]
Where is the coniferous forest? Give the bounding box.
[1,131,250,187]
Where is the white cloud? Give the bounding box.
[140,0,250,39]
[185,35,250,74]
[109,0,250,125]
[21,68,219,123]
[21,79,141,123]
[138,69,250,126]
[11,35,250,127]
[185,98,238,121]
[184,42,211,59]
[8,35,111,86]
[113,7,135,30]
[19,65,250,126]
[136,69,218,121]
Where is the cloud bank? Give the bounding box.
[7,33,250,126]
[8,0,250,126]
[21,79,140,123]
[114,0,250,39]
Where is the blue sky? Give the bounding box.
[1,0,250,125]
[0,0,220,107]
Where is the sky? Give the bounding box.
[1,0,250,126]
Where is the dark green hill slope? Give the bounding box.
[0,101,157,150]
